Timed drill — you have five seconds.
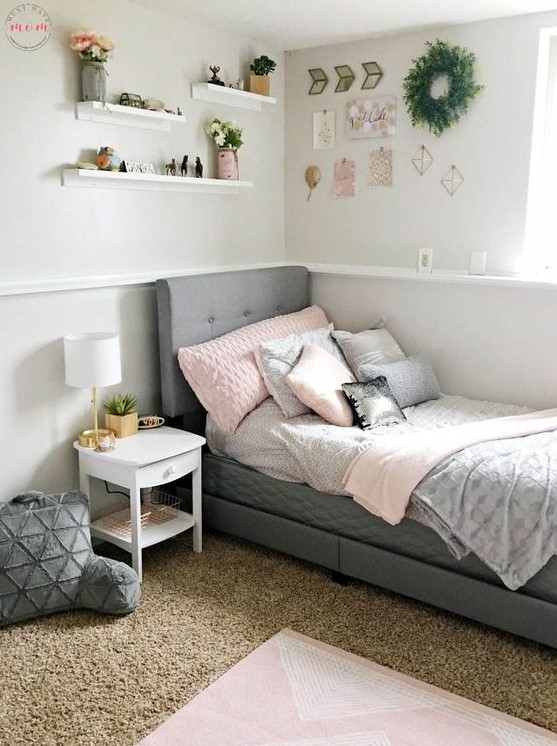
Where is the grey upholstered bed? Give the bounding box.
[156,266,557,648]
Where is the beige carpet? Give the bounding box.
[1,531,557,746]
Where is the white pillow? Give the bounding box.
[256,325,345,418]
[332,328,405,375]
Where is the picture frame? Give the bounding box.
[346,96,396,139]
[122,161,155,174]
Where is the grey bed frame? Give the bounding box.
[156,266,557,649]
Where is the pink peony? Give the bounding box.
[93,35,114,52]
[70,30,94,52]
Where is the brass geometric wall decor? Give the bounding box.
[442,165,464,195]
[334,65,355,93]
[411,145,433,175]
[361,61,383,90]
[308,68,328,95]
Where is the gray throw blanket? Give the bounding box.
[408,430,557,590]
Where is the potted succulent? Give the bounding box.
[249,55,276,96]
[103,393,139,438]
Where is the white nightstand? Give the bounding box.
[74,426,206,581]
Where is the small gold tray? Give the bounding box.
[78,428,114,448]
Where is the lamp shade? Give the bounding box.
[64,332,122,389]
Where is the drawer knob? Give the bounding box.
[166,464,177,477]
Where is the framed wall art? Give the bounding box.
[346,96,396,139]
[123,161,155,174]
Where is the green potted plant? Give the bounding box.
[103,393,138,438]
[249,55,276,97]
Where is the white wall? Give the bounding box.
[285,11,557,276]
[0,0,284,499]
[311,273,557,410]
[4,4,557,500]
[0,286,159,500]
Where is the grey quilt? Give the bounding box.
[408,431,557,590]
[206,394,556,589]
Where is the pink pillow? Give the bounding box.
[177,306,329,434]
[285,344,356,427]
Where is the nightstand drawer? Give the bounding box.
[136,449,200,488]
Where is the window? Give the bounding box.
[524,28,557,273]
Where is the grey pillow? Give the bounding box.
[0,491,140,627]
[342,377,406,430]
[357,353,441,408]
[332,328,405,374]
[256,325,345,418]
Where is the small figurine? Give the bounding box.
[181,155,188,176]
[97,146,121,172]
[208,65,225,86]
[195,157,203,178]
[119,92,143,108]
[165,158,177,176]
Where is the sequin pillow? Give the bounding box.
[342,377,406,430]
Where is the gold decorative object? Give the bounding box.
[308,68,328,95]
[361,61,383,90]
[412,145,433,175]
[442,165,464,196]
[78,428,114,448]
[334,65,355,93]
[304,165,321,201]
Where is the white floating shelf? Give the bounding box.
[62,168,253,194]
[75,101,186,131]
[191,83,277,111]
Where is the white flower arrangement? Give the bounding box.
[206,118,243,149]
[70,30,114,64]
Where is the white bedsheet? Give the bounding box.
[206,394,530,496]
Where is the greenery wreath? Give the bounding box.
[403,39,484,137]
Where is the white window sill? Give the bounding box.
[305,263,557,290]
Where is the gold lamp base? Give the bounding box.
[78,428,114,448]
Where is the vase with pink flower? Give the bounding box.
[70,30,115,103]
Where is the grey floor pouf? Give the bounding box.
[0,490,140,627]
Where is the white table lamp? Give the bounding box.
[64,332,122,447]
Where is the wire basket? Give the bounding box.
[102,490,182,538]
[102,505,151,538]
[144,489,182,525]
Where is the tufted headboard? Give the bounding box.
[156,266,309,427]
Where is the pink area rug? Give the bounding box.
[138,629,557,745]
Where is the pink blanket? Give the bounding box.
[343,408,557,525]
